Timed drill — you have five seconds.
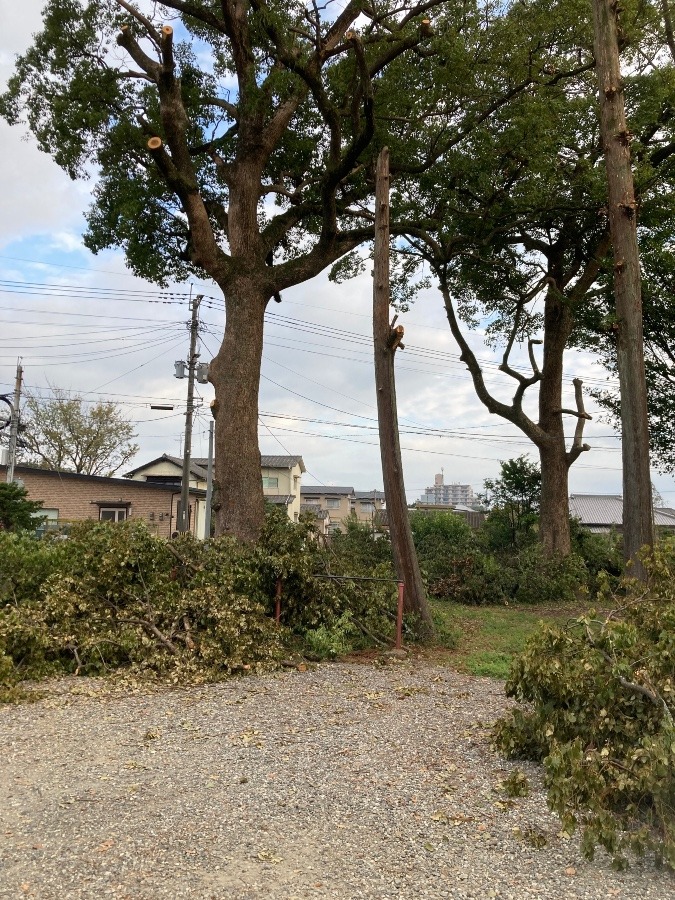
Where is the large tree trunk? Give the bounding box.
[209,277,268,542]
[592,0,653,576]
[537,283,574,555]
[538,441,572,556]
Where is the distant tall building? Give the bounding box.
[420,472,474,506]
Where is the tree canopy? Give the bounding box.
[0,483,44,532]
[20,389,139,476]
[381,0,675,555]
[0,0,470,542]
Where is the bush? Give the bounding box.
[503,544,588,605]
[494,552,675,870]
[0,531,69,606]
[410,511,588,605]
[570,519,623,592]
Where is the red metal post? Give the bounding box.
[274,578,282,625]
[395,581,404,649]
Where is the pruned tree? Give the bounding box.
[20,389,139,476]
[384,0,675,556]
[0,0,460,543]
[591,0,654,574]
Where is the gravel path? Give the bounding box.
[1,659,673,900]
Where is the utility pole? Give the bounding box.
[177,296,202,533]
[373,147,434,638]
[204,419,214,539]
[6,360,23,484]
[592,0,653,576]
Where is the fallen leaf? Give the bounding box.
[96,839,115,853]
[256,850,283,863]
[565,867,576,876]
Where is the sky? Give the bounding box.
[1,1,672,504]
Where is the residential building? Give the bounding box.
[259,455,306,522]
[126,453,305,526]
[569,494,675,533]
[0,464,205,538]
[299,486,386,532]
[410,502,485,530]
[420,472,474,506]
[299,504,332,535]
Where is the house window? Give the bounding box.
[262,476,279,489]
[99,508,127,523]
[34,509,59,537]
[326,498,340,509]
[360,502,375,512]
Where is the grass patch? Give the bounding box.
[430,601,588,678]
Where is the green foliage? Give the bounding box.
[21,387,139,475]
[570,519,623,591]
[0,511,398,695]
[494,552,675,869]
[0,483,44,532]
[501,769,530,798]
[301,612,359,660]
[0,530,69,603]
[410,509,587,605]
[481,456,541,550]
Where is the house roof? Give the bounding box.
[569,494,675,528]
[354,490,386,501]
[301,504,329,520]
[301,485,354,496]
[165,455,209,481]
[2,464,205,495]
[124,453,209,481]
[264,494,295,506]
[569,494,623,526]
[193,455,305,471]
[259,455,306,472]
[127,453,306,480]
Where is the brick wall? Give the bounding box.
[1,466,199,538]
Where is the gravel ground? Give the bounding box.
[1,658,673,900]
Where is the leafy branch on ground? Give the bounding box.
[0,509,397,695]
[494,550,675,870]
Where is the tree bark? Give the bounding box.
[538,442,572,555]
[209,277,268,543]
[373,148,434,637]
[537,284,574,555]
[592,0,654,576]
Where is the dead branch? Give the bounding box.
[565,378,593,464]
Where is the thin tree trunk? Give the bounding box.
[209,279,268,542]
[373,147,434,639]
[592,0,653,576]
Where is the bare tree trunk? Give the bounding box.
[592,0,653,576]
[538,442,572,556]
[537,285,574,555]
[373,148,434,638]
[209,278,268,543]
